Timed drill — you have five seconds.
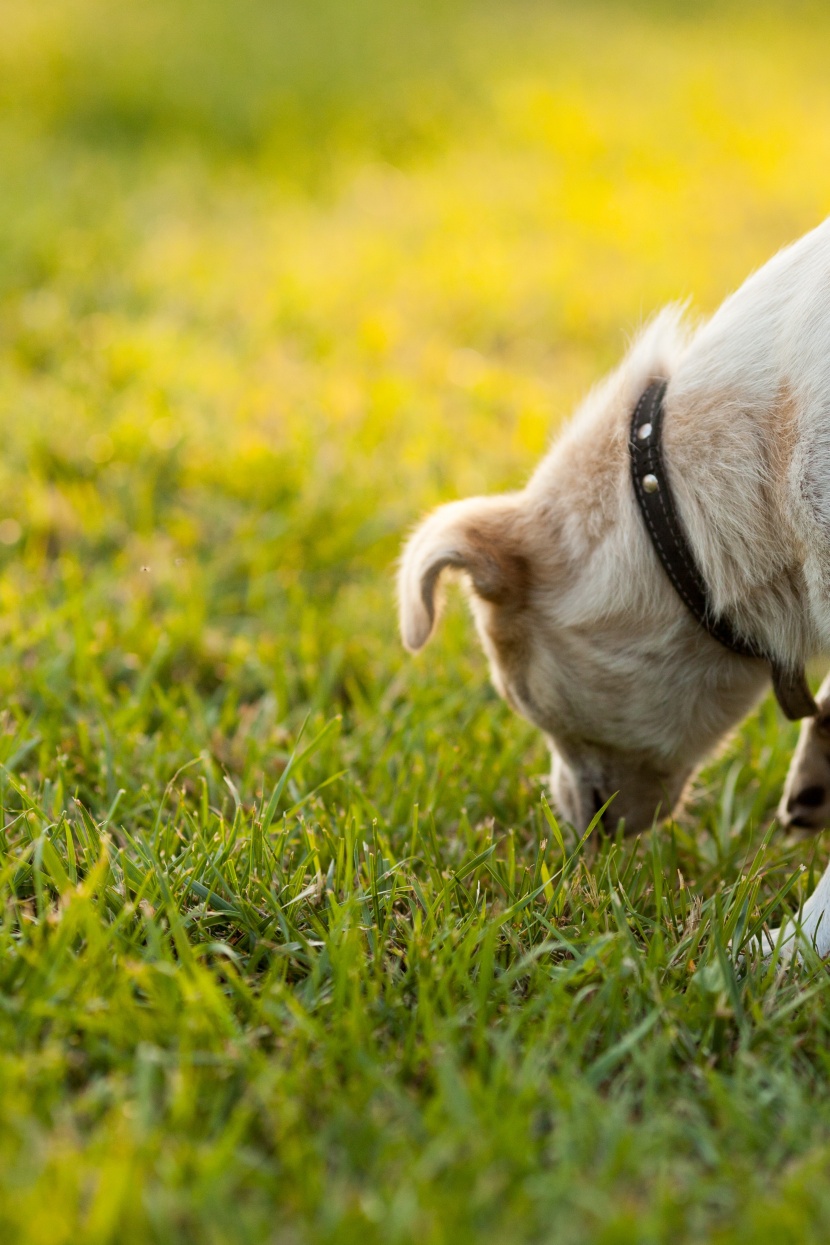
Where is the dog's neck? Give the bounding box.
[662,376,817,668]
[544,369,811,650]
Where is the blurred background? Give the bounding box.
[1,0,830,802]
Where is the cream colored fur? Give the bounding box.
[399,218,830,956]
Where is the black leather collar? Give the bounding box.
[629,378,817,721]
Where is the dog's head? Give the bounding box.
[398,313,767,833]
[398,491,703,832]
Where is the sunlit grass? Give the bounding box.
[1,1,830,1241]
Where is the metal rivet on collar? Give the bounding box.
[642,473,659,494]
[636,422,653,440]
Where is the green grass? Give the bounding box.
[3,1,830,1240]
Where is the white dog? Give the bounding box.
[399,218,830,958]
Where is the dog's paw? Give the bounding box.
[742,925,800,967]
[741,918,830,969]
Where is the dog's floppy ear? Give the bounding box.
[398,495,528,652]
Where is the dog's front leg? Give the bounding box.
[778,672,830,832]
[760,858,830,960]
[762,672,830,959]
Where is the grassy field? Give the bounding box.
[3,1,830,1240]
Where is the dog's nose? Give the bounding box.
[589,785,606,820]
